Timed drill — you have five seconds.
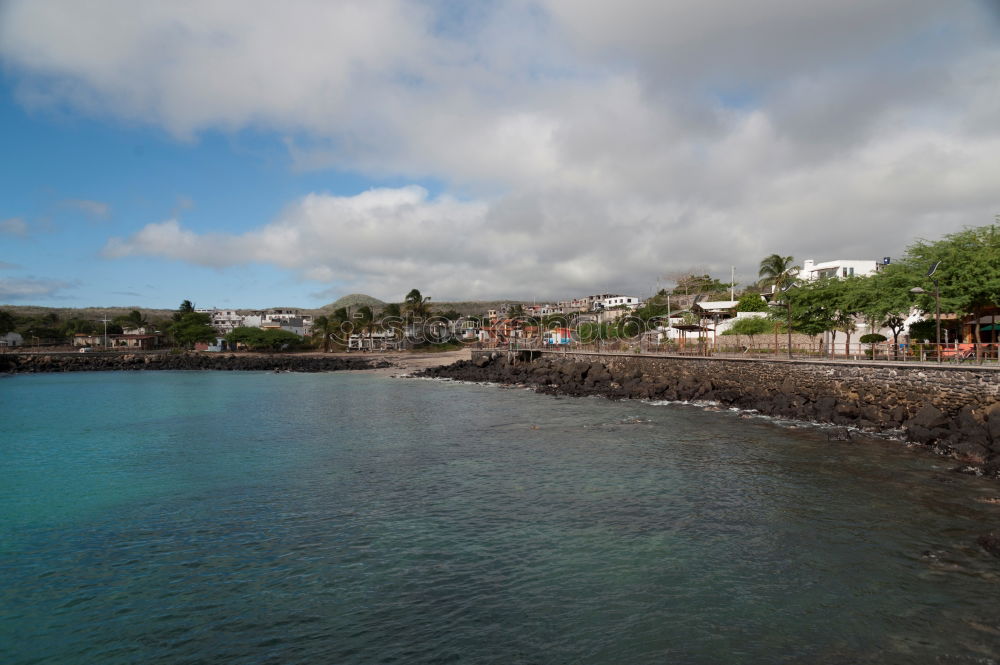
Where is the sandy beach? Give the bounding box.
[328,349,469,376]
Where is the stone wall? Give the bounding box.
[0,352,390,373]
[422,350,1000,475]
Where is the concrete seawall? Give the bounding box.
[422,350,1000,476]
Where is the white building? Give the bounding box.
[0,332,24,347]
[597,296,642,310]
[800,259,879,281]
[242,309,314,336]
[196,309,245,334]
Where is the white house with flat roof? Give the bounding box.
[800,259,879,281]
[597,296,642,310]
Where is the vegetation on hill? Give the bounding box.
[321,294,387,312]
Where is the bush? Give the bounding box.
[226,327,304,351]
[859,333,886,344]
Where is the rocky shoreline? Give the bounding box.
[0,352,392,374]
[418,352,1000,480]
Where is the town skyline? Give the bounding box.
[2,1,999,309]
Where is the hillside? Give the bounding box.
[319,296,525,317]
[320,293,388,312]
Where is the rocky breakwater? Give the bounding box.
[0,352,391,373]
[419,351,1000,479]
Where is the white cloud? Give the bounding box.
[0,218,29,236]
[62,198,111,219]
[5,1,1000,299]
[0,277,72,301]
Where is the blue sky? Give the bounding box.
[0,86,440,308]
[1,1,998,309]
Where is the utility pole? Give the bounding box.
[99,316,111,351]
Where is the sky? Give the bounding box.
[1,0,999,310]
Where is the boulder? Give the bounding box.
[904,404,950,431]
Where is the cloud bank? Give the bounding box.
[4,0,999,300]
[0,278,73,301]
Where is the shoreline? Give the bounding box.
[0,348,467,377]
[418,351,1000,481]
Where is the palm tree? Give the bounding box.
[115,309,149,331]
[403,289,431,322]
[354,305,377,351]
[758,254,799,292]
[324,307,350,347]
[173,300,196,322]
[380,303,403,347]
[312,315,332,352]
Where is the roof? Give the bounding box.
[672,324,713,331]
[694,300,738,311]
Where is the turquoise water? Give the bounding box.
[2,370,1000,664]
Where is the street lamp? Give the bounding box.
[768,283,797,359]
[910,261,941,363]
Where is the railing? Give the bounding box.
[474,339,1000,365]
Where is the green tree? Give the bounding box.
[0,309,15,335]
[169,312,216,348]
[860,333,887,357]
[758,254,799,292]
[403,289,432,322]
[904,223,1000,355]
[735,293,768,312]
[671,274,731,296]
[172,300,196,322]
[60,317,96,337]
[311,315,333,352]
[850,266,914,355]
[114,309,149,331]
[787,281,837,347]
[721,316,772,350]
[908,318,936,343]
[226,327,303,351]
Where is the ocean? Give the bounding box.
[2,370,999,664]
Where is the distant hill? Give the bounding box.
[431,300,522,316]
[321,293,388,312]
[0,305,176,320]
[316,296,524,317]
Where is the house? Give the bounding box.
[544,327,573,346]
[480,318,524,345]
[242,309,313,336]
[693,300,738,316]
[195,337,231,352]
[597,296,642,310]
[0,332,23,347]
[347,331,399,351]
[196,309,245,334]
[111,333,162,350]
[555,298,589,314]
[525,304,559,318]
[73,333,109,348]
[799,259,879,281]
